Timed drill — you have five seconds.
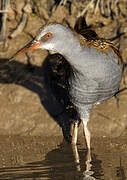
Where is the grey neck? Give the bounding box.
[57,33,85,68]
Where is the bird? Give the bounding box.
[10,17,124,152]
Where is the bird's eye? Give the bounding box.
[45,32,53,39]
[40,32,53,42]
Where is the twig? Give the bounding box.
[9,1,31,38]
[77,0,95,17]
[94,0,101,14]
[0,0,10,43]
[59,0,67,6]
[9,12,27,38]
[112,0,119,16]
[107,0,111,16]
[100,0,105,15]
[0,10,8,13]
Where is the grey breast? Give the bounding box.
[68,47,123,109]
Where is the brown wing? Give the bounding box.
[74,16,123,65]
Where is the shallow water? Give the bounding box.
[0,136,127,180]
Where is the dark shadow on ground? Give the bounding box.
[0,54,79,142]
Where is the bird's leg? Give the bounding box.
[71,144,81,171]
[82,118,91,150]
[82,118,93,177]
[71,121,78,145]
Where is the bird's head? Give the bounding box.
[12,24,78,58]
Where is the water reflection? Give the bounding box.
[71,144,103,180]
[0,142,103,179]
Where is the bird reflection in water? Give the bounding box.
[72,144,96,180]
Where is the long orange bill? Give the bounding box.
[9,40,41,61]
